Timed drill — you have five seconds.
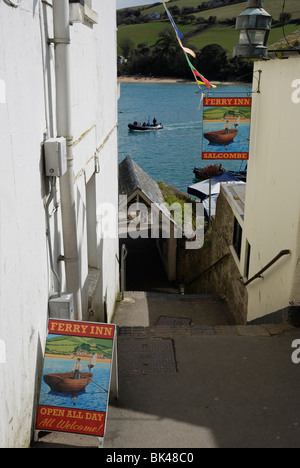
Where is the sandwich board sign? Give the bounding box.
[202,96,251,161]
[35,319,118,447]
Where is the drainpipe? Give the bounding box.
[52,0,82,320]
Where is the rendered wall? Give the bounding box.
[0,0,118,448]
[242,57,300,322]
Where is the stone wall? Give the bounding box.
[177,190,248,325]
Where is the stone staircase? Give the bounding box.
[115,291,290,340]
[114,291,291,378]
[116,291,234,328]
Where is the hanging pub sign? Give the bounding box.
[35,319,117,443]
[202,97,251,160]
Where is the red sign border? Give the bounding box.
[35,319,117,439]
[36,405,107,437]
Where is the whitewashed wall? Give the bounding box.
[70,0,119,321]
[0,0,119,448]
[242,57,300,322]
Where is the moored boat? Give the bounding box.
[193,165,247,182]
[204,129,238,145]
[193,164,224,180]
[44,372,93,394]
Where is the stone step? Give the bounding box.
[117,291,235,328]
[123,291,223,301]
[118,323,292,339]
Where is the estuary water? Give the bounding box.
[118,82,252,193]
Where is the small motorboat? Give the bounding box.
[44,372,93,394]
[193,165,247,182]
[204,129,238,145]
[193,164,224,180]
[128,121,163,132]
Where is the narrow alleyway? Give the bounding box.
[32,251,300,449]
[119,237,177,293]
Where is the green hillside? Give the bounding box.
[46,335,113,358]
[203,105,251,120]
[139,0,300,22]
[118,0,300,57]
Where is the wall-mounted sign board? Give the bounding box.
[202,97,252,160]
[35,319,118,446]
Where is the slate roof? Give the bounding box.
[119,155,164,205]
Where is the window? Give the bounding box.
[244,240,251,279]
[233,217,242,260]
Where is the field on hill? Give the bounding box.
[139,0,300,21]
[118,0,300,56]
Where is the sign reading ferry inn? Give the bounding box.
[35,319,117,442]
[202,97,252,160]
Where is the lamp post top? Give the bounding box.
[247,0,264,7]
[233,0,272,58]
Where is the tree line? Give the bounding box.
[118,28,253,83]
[117,1,245,26]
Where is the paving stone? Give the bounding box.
[118,338,177,375]
[215,326,238,335]
[260,324,293,336]
[156,316,191,326]
[236,325,270,337]
[193,325,215,335]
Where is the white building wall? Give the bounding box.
[242,57,300,322]
[0,0,119,448]
[0,1,50,448]
[70,0,119,321]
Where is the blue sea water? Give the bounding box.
[118,82,252,192]
[38,358,111,412]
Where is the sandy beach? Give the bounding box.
[118,76,194,84]
[118,76,246,86]
[45,354,111,364]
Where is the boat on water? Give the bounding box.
[204,129,238,145]
[193,164,247,182]
[44,372,93,394]
[128,121,163,132]
[193,164,224,180]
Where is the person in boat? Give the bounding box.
[153,117,157,126]
[234,115,240,128]
[88,353,97,372]
[72,358,82,380]
[224,120,230,134]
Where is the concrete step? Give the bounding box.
[117,323,291,339]
[115,291,235,328]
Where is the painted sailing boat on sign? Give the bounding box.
[202,97,251,160]
[36,319,117,438]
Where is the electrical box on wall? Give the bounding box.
[49,293,74,320]
[44,137,67,177]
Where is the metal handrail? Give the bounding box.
[185,253,231,286]
[120,244,128,299]
[240,249,291,287]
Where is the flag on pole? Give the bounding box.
[185,55,217,89]
[161,0,215,90]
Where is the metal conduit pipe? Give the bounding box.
[52,0,82,320]
[45,176,62,296]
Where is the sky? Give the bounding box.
[116,0,156,9]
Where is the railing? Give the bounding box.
[240,249,291,287]
[120,244,128,299]
[185,253,231,287]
